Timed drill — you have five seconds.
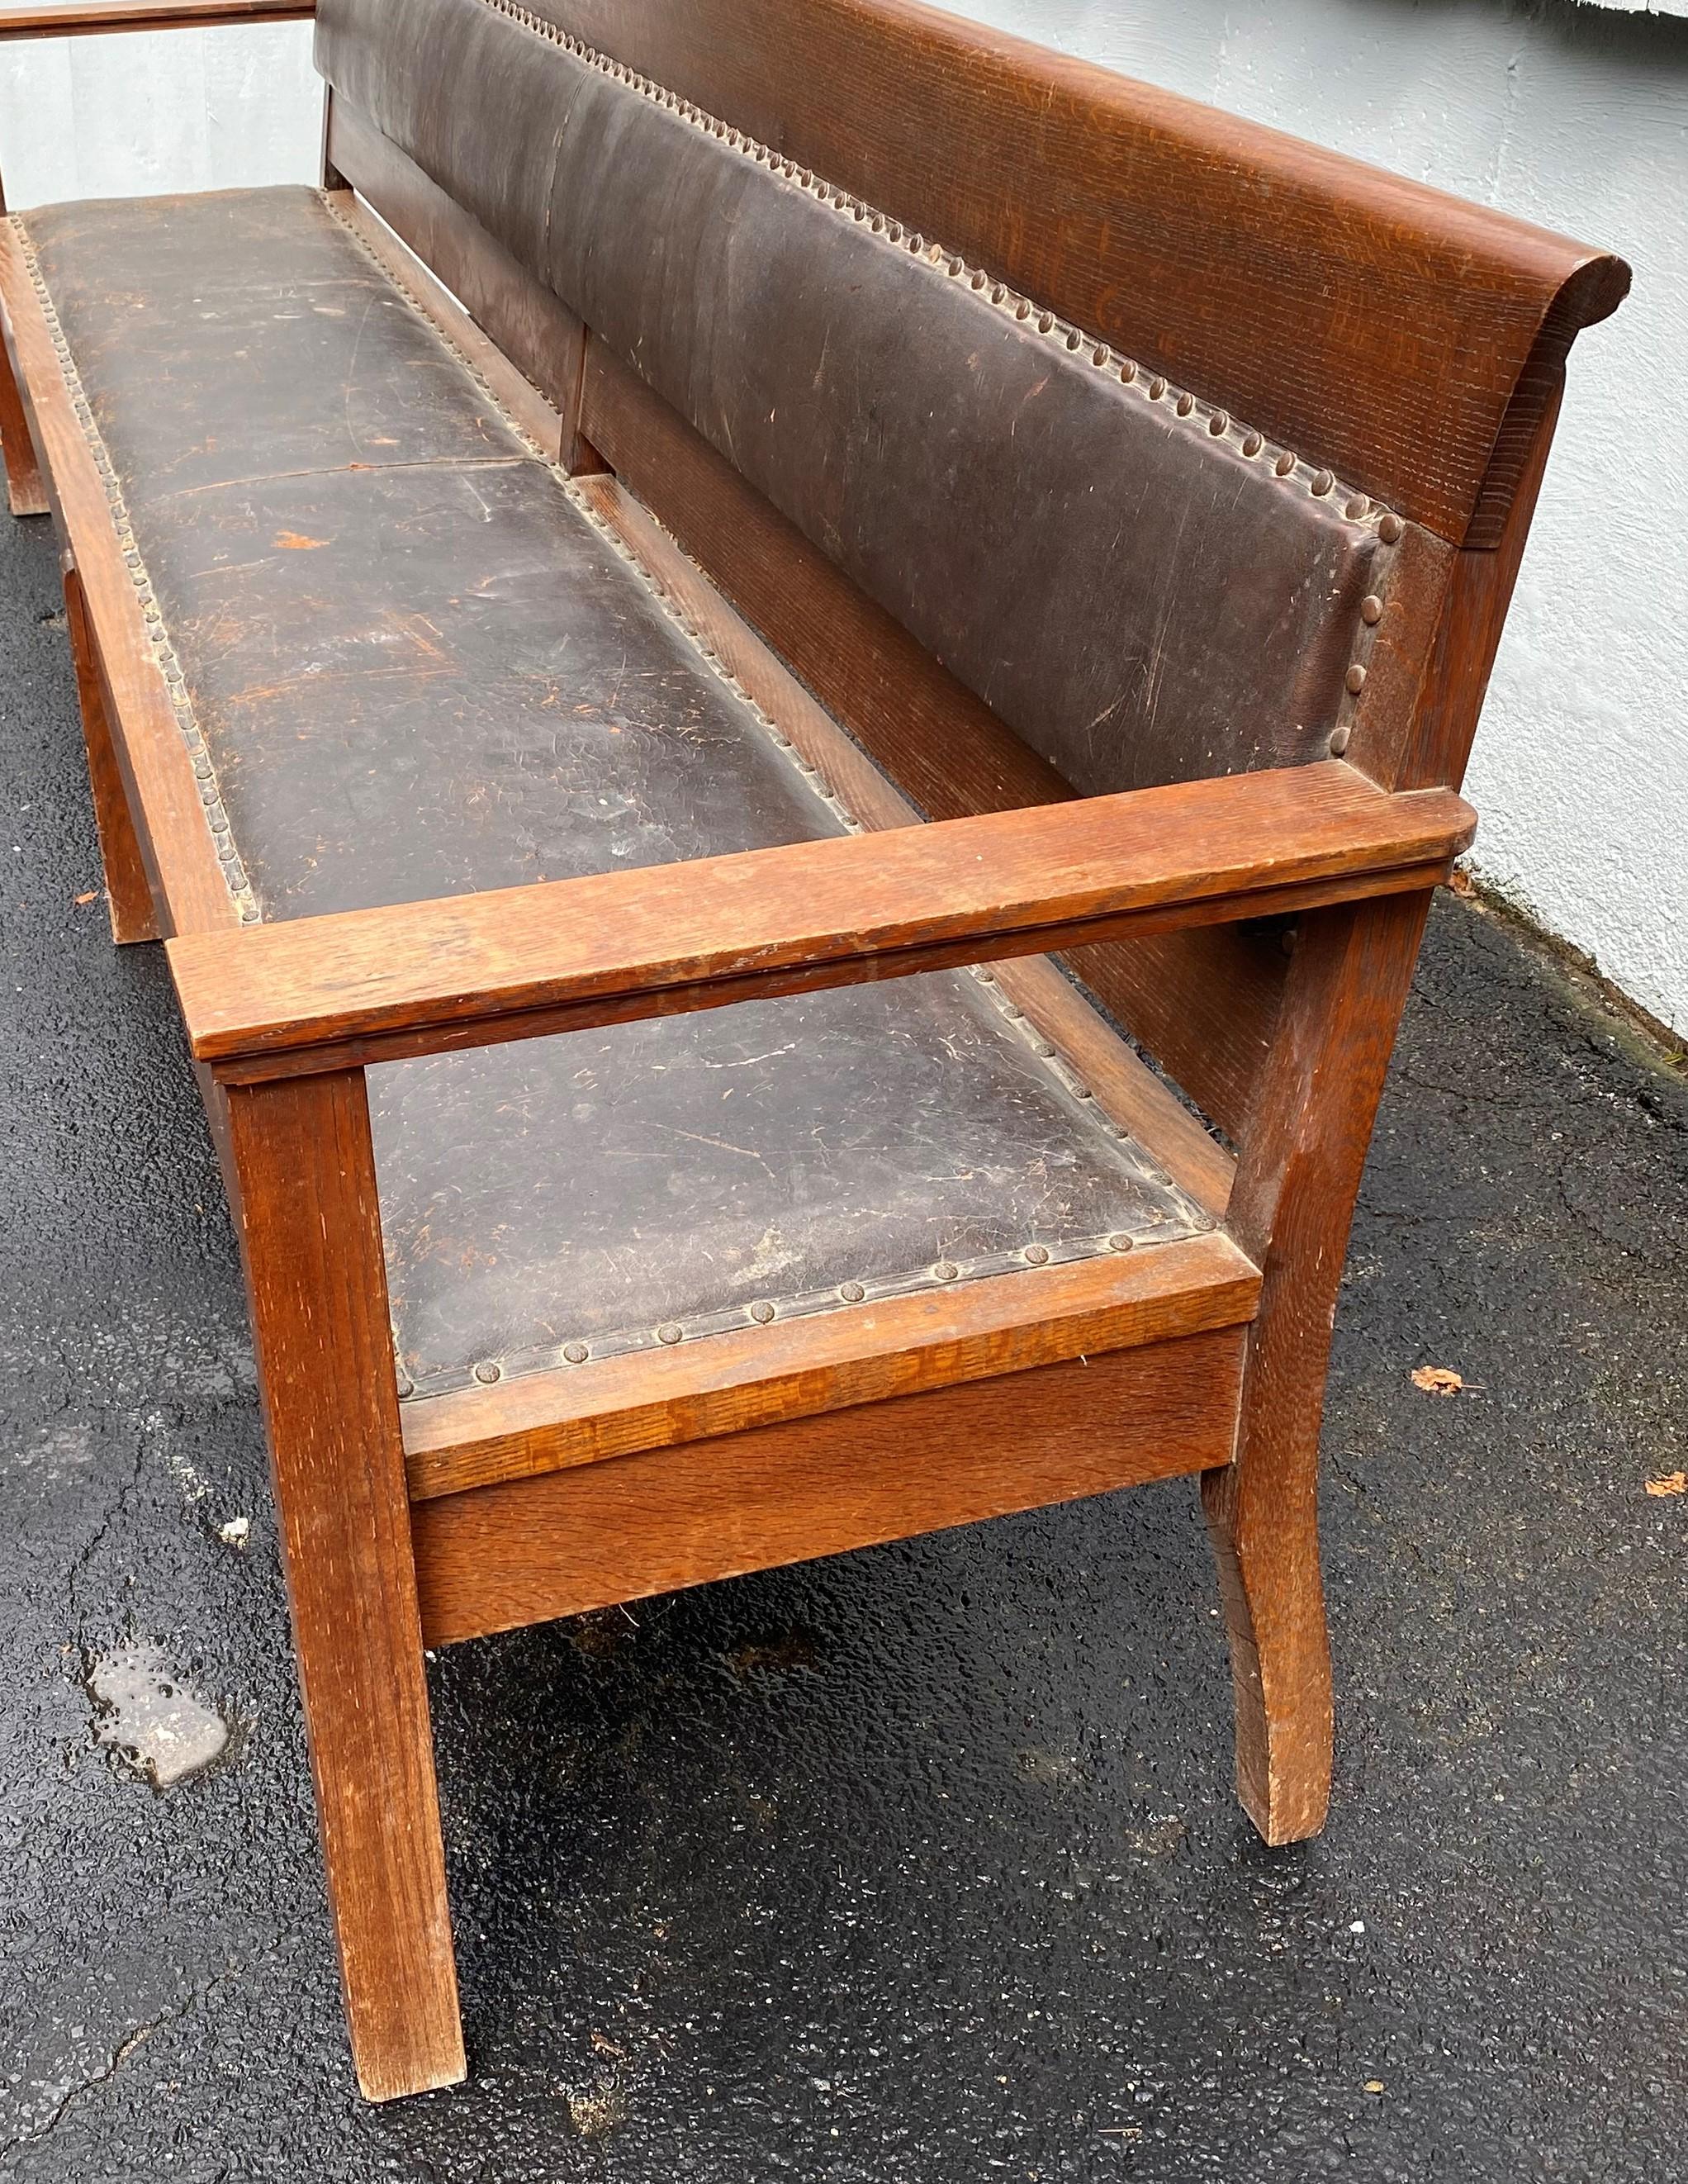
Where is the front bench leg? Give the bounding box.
[1203,889,1433,1844]
[225,1068,466,2101]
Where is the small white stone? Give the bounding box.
[218,1515,250,1549]
[1349,1919,1367,1935]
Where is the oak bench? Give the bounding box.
[0,0,1626,2101]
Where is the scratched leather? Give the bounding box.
[317,0,1380,797]
[25,188,1189,1390]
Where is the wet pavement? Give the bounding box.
[2,498,1685,2182]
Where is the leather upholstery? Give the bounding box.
[23,188,1197,1396]
[316,0,1387,796]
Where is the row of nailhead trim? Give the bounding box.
[12,219,260,923]
[481,0,1398,744]
[320,193,1215,1395]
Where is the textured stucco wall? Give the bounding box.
[0,1,1682,1028]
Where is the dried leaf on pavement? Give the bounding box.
[1411,1365,1465,1396]
[1643,1471,1686,1498]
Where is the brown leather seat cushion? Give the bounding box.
[23,186,1201,1397]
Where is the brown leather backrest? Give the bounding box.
[315,0,1405,800]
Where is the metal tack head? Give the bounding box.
[1310,468,1335,497]
[1329,723,1353,756]
[1208,411,1229,436]
[1175,392,1194,416]
[1377,512,1404,544]
[748,1300,775,1324]
[656,1322,684,1346]
[838,1280,865,1303]
[932,1260,960,1282]
[562,1341,590,1365]
[1022,1243,1050,1265]
[1344,663,1368,695]
[472,1360,502,1384]
[1241,430,1264,458]
[1273,450,1297,477]
[1107,1232,1136,1253]
[1148,376,1168,401]
[1361,594,1384,625]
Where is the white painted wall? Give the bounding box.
[0,18,319,204]
[1,2,1682,1028]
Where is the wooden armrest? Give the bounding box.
[0,0,310,39]
[168,761,1473,1085]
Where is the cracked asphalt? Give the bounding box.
[2,495,1686,2183]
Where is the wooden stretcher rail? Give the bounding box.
[167,762,1474,1081]
[0,0,311,36]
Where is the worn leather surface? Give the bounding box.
[24,186,1196,1394]
[316,0,1382,797]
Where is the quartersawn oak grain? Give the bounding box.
[224,1070,464,2100]
[412,1326,1248,1646]
[403,1230,1261,1501]
[168,764,1473,1073]
[524,0,1626,543]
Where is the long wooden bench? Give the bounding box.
[0,0,1626,2101]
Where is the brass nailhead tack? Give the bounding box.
[473,1360,502,1384]
[1107,1232,1136,1252]
[1023,1244,1050,1265]
[1311,468,1335,496]
[1148,376,1168,400]
[1241,430,1264,458]
[749,1300,775,1324]
[1330,723,1353,755]
[839,1280,865,1303]
[1274,451,1296,477]
[562,1341,590,1364]
[1037,311,1056,333]
[396,1372,415,1400]
[1361,595,1383,624]
[1346,495,1371,520]
[1378,512,1404,544]
[932,1261,960,1282]
[1345,663,1368,695]
[656,1322,684,1346]
[1118,359,1138,384]
[1175,391,1194,416]
[1208,411,1229,435]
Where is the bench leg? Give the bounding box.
[225,1069,466,2102]
[1203,890,1432,1845]
[62,560,159,942]
[0,304,49,518]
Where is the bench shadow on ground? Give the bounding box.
[2,505,1683,2183]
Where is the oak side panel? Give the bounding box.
[225,1071,464,2101]
[414,1325,1247,1645]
